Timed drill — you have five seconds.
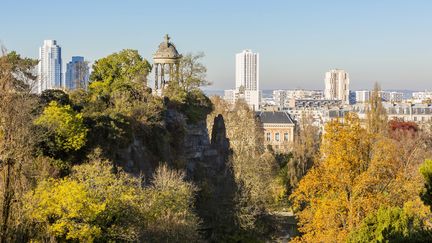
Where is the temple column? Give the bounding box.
[175,63,180,83]
[169,63,174,82]
[154,63,158,89]
[161,64,165,87]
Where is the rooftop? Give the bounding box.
[256,111,295,124]
[153,34,182,60]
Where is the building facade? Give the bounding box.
[38,40,62,93]
[273,89,324,108]
[65,56,89,90]
[413,91,432,102]
[256,111,295,153]
[352,103,432,123]
[236,49,259,91]
[324,69,350,105]
[356,90,370,103]
[224,49,261,110]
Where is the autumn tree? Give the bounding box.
[0,48,38,241]
[24,154,201,242]
[291,113,430,242]
[177,52,211,91]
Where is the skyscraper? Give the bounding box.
[224,49,261,110]
[38,40,62,93]
[235,49,259,91]
[65,56,89,90]
[324,69,350,105]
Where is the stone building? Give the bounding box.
[153,34,182,94]
[256,111,295,153]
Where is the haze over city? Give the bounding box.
[1,0,431,91]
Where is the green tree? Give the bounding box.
[89,49,151,105]
[1,50,38,92]
[367,82,388,135]
[348,204,432,242]
[420,159,432,209]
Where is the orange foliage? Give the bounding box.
[290,113,427,242]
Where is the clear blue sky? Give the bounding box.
[1,0,431,90]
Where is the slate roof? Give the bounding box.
[256,111,295,124]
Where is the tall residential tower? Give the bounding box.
[324,69,350,105]
[235,49,259,91]
[38,40,62,93]
[65,56,89,90]
[224,50,261,110]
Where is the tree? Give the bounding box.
[144,164,201,242]
[207,98,279,238]
[0,48,38,241]
[420,159,432,210]
[34,101,88,154]
[388,118,418,140]
[286,113,321,191]
[24,179,105,242]
[0,50,38,92]
[24,153,201,242]
[177,52,211,91]
[291,113,428,242]
[367,83,388,135]
[348,203,432,242]
[89,49,151,105]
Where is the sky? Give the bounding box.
[1,0,431,91]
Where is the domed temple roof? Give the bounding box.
[153,34,182,62]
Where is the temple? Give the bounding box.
[152,34,182,93]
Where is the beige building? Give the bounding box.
[324,69,350,105]
[256,111,295,153]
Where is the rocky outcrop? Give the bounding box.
[116,108,237,238]
[116,108,231,181]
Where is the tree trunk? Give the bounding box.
[0,159,14,243]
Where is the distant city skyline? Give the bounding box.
[1,0,432,91]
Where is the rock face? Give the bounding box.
[184,114,231,179]
[116,108,235,237]
[116,108,231,181]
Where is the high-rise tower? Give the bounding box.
[38,40,62,93]
[324,69,350,105]
[225,49,261,110]
[65,56,89,90]
[235,49,259,91]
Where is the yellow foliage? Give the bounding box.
[291,113,429,242]
[24,179,105,241]
[34,101,88,151]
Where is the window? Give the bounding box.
[284,132,289,141]
[266,132,271,141]
[275,132,280,142]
